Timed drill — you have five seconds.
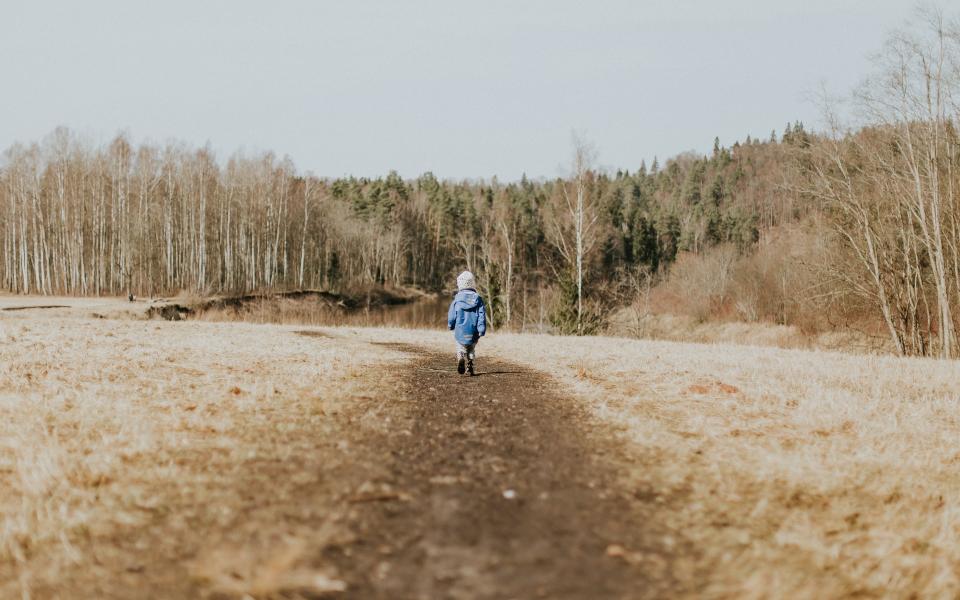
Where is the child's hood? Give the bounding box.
[453,289,482,308]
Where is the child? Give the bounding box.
[447,270,486,376]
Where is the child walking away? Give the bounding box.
[447,271,486,376]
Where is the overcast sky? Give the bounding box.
[0,0,918,180]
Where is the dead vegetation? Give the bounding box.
[3,311,959,598]
[350,327,960,598]
[0,315,402,598]
[492,333,960,598]
[189,287,446,328]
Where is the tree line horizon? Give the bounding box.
[2,7,959,356]
[0,124,798,329]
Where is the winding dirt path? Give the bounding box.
[327,344,677,599]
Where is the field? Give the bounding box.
[1,303,959,598]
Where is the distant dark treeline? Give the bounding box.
[0,126,809,329]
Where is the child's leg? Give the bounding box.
[465,343,476,375]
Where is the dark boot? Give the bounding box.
[457,356,466,375]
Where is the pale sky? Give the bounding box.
[0,0,917,180]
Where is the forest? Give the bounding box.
[2,10,959,356]
[0,126,807,330]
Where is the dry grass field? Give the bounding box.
[350,328,960,598]
[2,308,959,598]
[0,313,404,598]
[496,334,960,598]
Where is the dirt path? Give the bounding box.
[4,332,680,599]
[327,344,678,599]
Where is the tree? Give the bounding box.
[0,122,804,338]
[546,133,599,335]
[808,7,960,357]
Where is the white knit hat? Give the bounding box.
[456,271,476,291]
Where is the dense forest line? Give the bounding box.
[0,125,807,332]
[2,11,955,355]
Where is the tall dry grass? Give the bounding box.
[605,309,891,355]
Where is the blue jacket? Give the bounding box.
[447,289,486,345]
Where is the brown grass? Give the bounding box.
[4,310,960,598]
[605,308,892,355]
[349,327,960,598]
[0,315,401,598]
[491,333,960,598]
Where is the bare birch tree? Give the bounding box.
[547,133,599,334]
[810,8,960,357]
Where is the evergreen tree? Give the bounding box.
[782,122,793,143]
